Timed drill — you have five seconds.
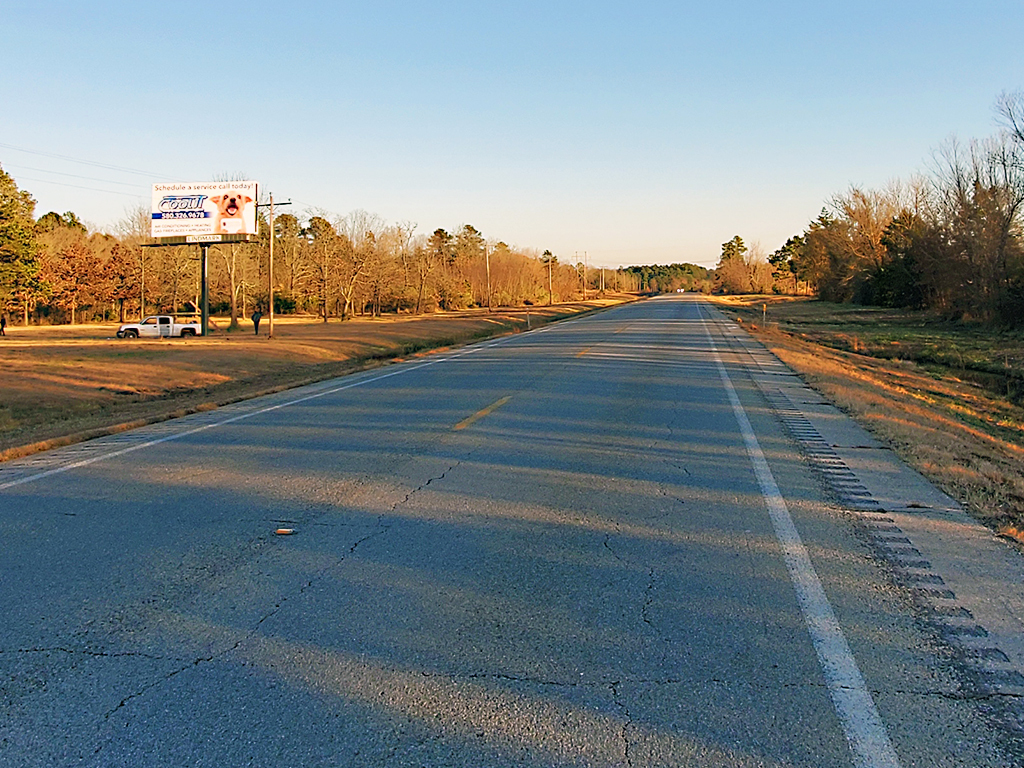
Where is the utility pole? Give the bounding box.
[585,251,589,300]
[256,194,291,338]
[576,251,586,301]
[546,251,553,306]
[485,243,492,310]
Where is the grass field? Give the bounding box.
[0,299,631,460]
[710,296,1024,539]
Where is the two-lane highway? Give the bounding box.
[0,295,1017,766]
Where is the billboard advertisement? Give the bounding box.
[151,181,259,240]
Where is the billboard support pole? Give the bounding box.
[201,244,210,337]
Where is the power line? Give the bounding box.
[4,163,149,188]
[11,175,146,199]
[0,141,178,180]
[0,143,333,218]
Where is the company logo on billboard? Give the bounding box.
[153,195,211,220]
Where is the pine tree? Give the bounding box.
[0,164,42,321]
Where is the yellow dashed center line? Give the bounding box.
[453,396,512,431]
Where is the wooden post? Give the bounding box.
[268,194,275,338]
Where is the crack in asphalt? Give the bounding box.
[392,463,460,513]
[641,568,656,631]
[663,458,692,477]
[656,481,688,510]
[412,668,1024,706]
[97,584,307,728]
[1,647,178,662]
[602,533,626,564]
[93,482,407,750]
[610,680,634,767]
[94,457,465,743]
[602,534,661,664]
[98,652,217,729]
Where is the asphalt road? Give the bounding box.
[0,295,1020,767]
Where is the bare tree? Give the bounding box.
[214,243,244,328]
[745,241,774,294]
[932,134,1024,320]
[337,210,383,319]
[827,184,907,300]
[106,242,141,322]
[302,214,345,322]
[997,90,1024,147]
[410,235,439,314]
[161,245,196,315]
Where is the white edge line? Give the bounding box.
[0,340,509,493]
[0,306,606,493]
[0,304,615,492]
[698,301,902,768]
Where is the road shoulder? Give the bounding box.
[706,301,1024,750]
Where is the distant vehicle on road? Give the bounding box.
[117,315,200,339]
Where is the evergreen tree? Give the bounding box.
[0,164,42,320]
[622,263,709,292]
[715,236,752,294]
[718,235,747,265]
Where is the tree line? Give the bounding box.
[0,180,647,327]
[714,93,1024,326]
[622,263,711,293]
[9,93,1020,327]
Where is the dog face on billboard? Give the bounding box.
[210,191,252,233]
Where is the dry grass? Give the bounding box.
[0,299,632,461]
[709,296,1024,539]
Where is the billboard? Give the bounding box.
[151,181,259,240]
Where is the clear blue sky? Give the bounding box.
[3,1,1022,267]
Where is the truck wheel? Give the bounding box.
[181,328,196,337]
[123,329,138,339]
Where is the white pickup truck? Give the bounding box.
[116,315,200,338]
